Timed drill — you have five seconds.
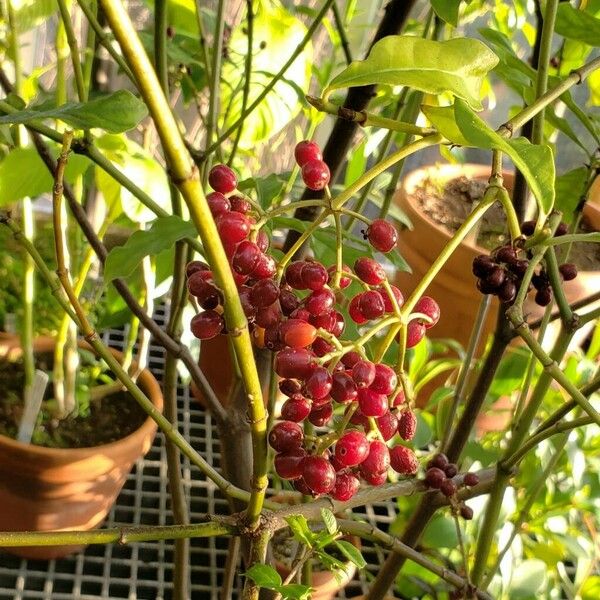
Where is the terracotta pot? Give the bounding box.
[0,336,163,560]
[270,493,359,600]
[191,335,235,409]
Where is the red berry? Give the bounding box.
[281,397,311,422]
[335,430,370,467]
[460,505,474,520]
[370,364,397,395]
[293,478,312,495]
[279,379,302,397]
[392,388,405,407]
[281,319,317,349]
[360,440,390,476]
[285,261,307,290]
[390,445,418,475]
[304,367,332,400]
[250,279,280,308]
[302,456,336,494]
[255,303,282,328]
[358,290,385,320]
[280,289,300,316]
[185,260,209,277]
[231,240,261,275]
[294,140,322,166]
[302,159,330,191]
[463,472,480,487]
[330,371,358,404]
[330,311,345,337]
[366,219,398,253]
[331,472,360,501]
[414,296,440,329]
[406,321,426,348]
[268,421,303,452]
[341,351,361,369]
[354,257,386,285]
[290,307,311,322]
[217,212,250,243]
[444,463,458,478]
[380,285,404,312]
[190,310,224,339]
[251,253,277,279]
[209,164,237,193]
[427,453,449,470]
[274,448,306,480]
[207,191,231,216]
[274,348,316,380]
[375,411,397,441]
[264,324,283,351]
[361,470,387,486]
[535,287,553,306]
[348,295,367,324]
[327,265,352,289]
[308,402,333,427]
[187,272,221,309]
[352,360,376,388]
[440,479,457,497]
[559,263,577,281]
[398,410,417,441]
[239,286,256,318]
[256,230,269,252]
[305,288,335,316]
[312,337,334,357]
[424,467,446,488]
[301,261,328,291]
[358,387,388,417]
[230,195,251,214]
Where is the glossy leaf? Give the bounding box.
[320,509,337,535]
[0,91,147,133]
[0,146,91,206]
[334,540,366,569]
[245,563,282,588]
[273,583,312,600]
[430,0,461,26]
[554,167,588,223]
[285,515,314,547]
[555,4,600,47]
[324,36,498,110]
[104,216,196,282]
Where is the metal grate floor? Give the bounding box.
[0,310,397,599]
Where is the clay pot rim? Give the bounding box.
[0,336,163,459]
[398,162,600,269]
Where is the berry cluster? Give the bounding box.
[473,220,577,307]
[186,140,443,499]
[423,453,479,520]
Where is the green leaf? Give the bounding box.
[324,36,498,111]
[509,559,547,598]
[273,583,312,600]
[449,99,555,216]
[555,4,600,47]
[104,216,197,282]
[581,576,600,600]
[0,91,148,133]
[334,540,366,569]
[285,515,314,547]
[422,104,471,146]
[320,509,337,535]
[13,0,55,33]
[238,174,287,210]
[430,0,461,26]
[554,167,588,223]
[245,563,282,589]
[0,146,91,206]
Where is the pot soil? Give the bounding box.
[395,163,600,350]
[0,336,163,560]
[270,492,359,600]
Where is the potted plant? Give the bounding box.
[0,2,599,600]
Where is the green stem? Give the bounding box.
[202,0,335,158]
[81,0,97,91]
[306,95,435,136]
[331,0,352,64]
[0,521,235,547]
[99,0,267,526]
[545,246,573,323]
[57,0,88,102]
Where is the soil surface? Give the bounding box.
[0,353,147,448]
[414,175,600,270]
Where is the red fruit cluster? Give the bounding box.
[423,453,479,519]
[295,140,330,191]
[473,221,577,307]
